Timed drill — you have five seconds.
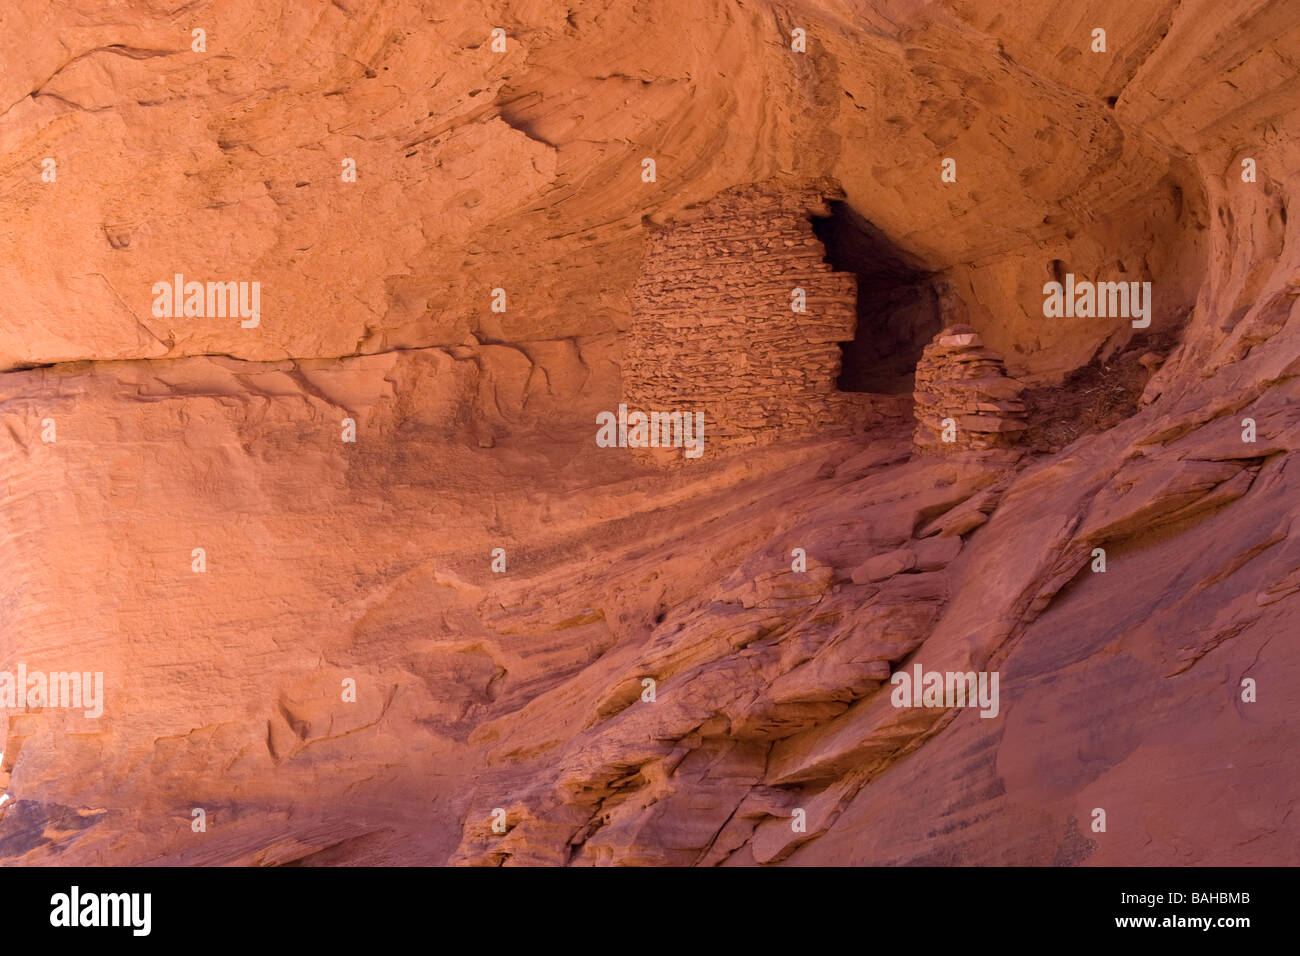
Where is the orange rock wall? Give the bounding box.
[0,0,1297,869]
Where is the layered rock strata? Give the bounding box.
[0,0,1296,870]
[913,325,1027,454]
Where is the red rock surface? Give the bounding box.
[0,1,1297,866]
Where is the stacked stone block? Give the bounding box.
[624,184,860,448]
[912,324,1027,453]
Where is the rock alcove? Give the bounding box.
[812,200,944,396]
[0,0,1293,870]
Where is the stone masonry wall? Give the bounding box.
[624,184,860,449]
[912,324,1027,454]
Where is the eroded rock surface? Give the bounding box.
[0,0,1298,867]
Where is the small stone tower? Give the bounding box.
[913,325,1026,453]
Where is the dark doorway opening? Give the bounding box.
[812,201,943,394]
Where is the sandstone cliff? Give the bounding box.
[0,0,1296,866]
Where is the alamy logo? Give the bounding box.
[50,886,150,936]
[152,273,260,328]
[596,404,704,458]
[890,664,999,718]
[0,664,103,718]
[1042,273,1151,328]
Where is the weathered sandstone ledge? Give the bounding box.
[0,0,1296,867]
